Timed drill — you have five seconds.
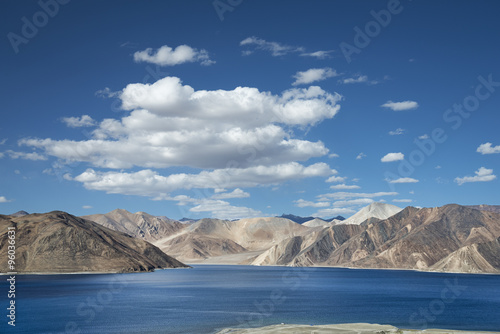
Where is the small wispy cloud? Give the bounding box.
[313,207,357,218]
[320,191,398,200]
[240,36,304,56]
[332,198,374,207]
[212,188,250,200]
[95,87,120,98]
[0,196,12,203]
[381,152,404,162]
[389,128,405,136]
[455,167,497,185]
[340,74,382,85]
[342,75,368,84]
[343,75,378,85]
[62,115,97,128]
[388,177,419,184]
[381,100,419,111]
[292,67,339,85]
[6,150,47,161]
[330,184,360,190]
[134,44,215,66]
[477,142,500,155]
[82,205,93,209]
[418,134,429,140]
[300,50,334,59]
[326,176,346,183]
[356,152,366,160]
[294,199,330,208]
[120,41,139,48]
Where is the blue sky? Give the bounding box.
[1,0,499,219]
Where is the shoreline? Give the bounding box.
[2,263,500,276]
[186,262,500,277]
[0,266,191,276]
[215,322,500,334]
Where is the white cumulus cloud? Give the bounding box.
[381,100,419,111]
[74,162,334,197]
[21,76,341,170]
[212,188,250,200]
[292,68,339,86]
[455,167,497,185]
[326,175,346,183]
[62,115,97,128]
[134,44,214,66]
[0,196,11,203]
[477,142,500,155]
[381,152,404,162]
[388,177,419,184]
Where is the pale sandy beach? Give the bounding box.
[216,323,500,334]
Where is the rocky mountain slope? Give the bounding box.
[79,203,500,273]
[82,209,185,242]
[0,211,188,273]
[466,204,500,214]
[154,216,313,262]
[10,210,29,217]
[250,204,500,273]
[302,218,334,228]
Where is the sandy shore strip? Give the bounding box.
[216,323,500,334]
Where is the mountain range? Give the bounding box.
[250,204,500,273]
[77,203,500,273]
[3,203,500,274]
[0,211,188,273]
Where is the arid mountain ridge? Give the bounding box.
[0,211,189,273]
[3,204,500,274]
[76,203,500,274]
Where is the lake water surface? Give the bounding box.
[1,265,500,333]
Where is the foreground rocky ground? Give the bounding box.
[216,323,500,334]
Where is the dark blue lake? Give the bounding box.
[1,265,500,333]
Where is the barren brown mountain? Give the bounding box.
[251,204,500,273]
[82,208,185,242]
[154,217,312,262]
[80,203,500,273]
[466,204,500,214]
[0,211,189,273]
